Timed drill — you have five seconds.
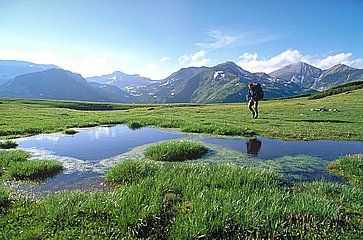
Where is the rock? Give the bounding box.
[311,107,326,112]
[147,107,155,111]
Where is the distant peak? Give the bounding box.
[328,63,355,71]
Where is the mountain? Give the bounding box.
[0,60,59,86]
[6,60,360,104]
[141,66,209,103]
[313,64,363,89]
[86,71,156,97]
[269,62,322,88]
[138,62,313,103]
[254,72,271,79]
[0,68,133,102]
[270,62,363,90]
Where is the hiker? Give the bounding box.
[246,82,263,119]
[246,138,262,157]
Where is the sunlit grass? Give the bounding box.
[0,88,362,141]
[145,139,208,161]
[0,150,62,181]
[0,160,361,239]
[328,154,363,187]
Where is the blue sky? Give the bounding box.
[1,0,362,79]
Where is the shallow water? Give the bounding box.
[13,125,363,193]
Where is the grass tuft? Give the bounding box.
[0,140,18,149]
[7,160,62,181]
[127,121,143,130]
[64,129,78,135]
[145,139,208,161]
[105,159,160,184]
[0,150,62,181]
[0,186,10,208]
[328,154,363,188]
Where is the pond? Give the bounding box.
[12,125,363,193]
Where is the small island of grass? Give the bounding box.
[64,129,78,135]
[0,150,62,181]
[0,140,18,149]
[328,154,362,187]
[145,139,208,162]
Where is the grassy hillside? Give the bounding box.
[308,80,363,99]
[0,88,362,141]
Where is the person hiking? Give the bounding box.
[246,82,263,119]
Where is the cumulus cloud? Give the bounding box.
[138,63,175,80]
[178,50,210,67]
[160,56,171,62]
[236,49,363,73]
[0,49,130,77]
[0,49,57,65]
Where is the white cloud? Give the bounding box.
[160,56,171,62]
[197,30,239,49]
[197,29,279,49]
[238,53,257,62]
[236,49,363,73]
[178,50,210,67]
[306,53,352,69]
[0,49,57,65]
[138,63,175,80]
[0,49,134,77]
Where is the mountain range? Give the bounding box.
[0,59,362,103]
[270,62,363,89]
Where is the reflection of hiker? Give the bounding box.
[246,138,262,157]
[246,83,264,119]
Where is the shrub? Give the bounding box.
[145,139,208,161]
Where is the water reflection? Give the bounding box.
[246,138,262,157]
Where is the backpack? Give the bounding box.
[253,83,264,101]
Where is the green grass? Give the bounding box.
[145,139,208,161]
[1,160,361,239]
[0,140,18,149]
[63,129,78,135]
[0,88,362,141]
[127,121,143,130]
[308,81,363,100]
[0,186,10,208]
[328,154,363,188]
[0,150,62,181]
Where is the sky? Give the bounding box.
[0,0,362,79]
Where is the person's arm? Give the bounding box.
[246,90,252,101]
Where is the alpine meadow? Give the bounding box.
[0,0,362,239]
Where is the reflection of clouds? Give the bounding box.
[89,127,112,140]
[101,127,110,135]
[94,131,100,140]
[19,147,107,174]
[16,133,63,143]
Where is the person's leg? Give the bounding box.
[253,101,259,118]
[248,100,256,118]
